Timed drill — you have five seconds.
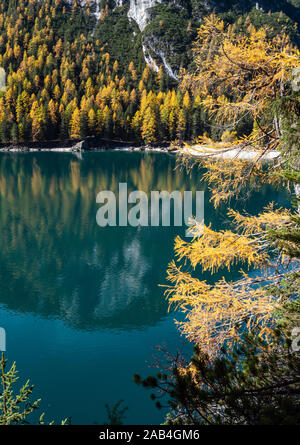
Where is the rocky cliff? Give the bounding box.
[85,0,299,80]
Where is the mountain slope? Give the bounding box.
[0,0,298,144]
[89,0,299,80]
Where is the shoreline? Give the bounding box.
[0,146,172,153]
[0,140,173,154]
[184,145,280,161]
[0,140,280,162]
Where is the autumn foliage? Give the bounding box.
[180,13,299,205]
[0,0,201,145]
[166,15,300,354]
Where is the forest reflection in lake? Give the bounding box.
[0,151,289,424]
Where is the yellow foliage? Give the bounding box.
[179,148,281,207]
[165,262,276,354]
[174,224,267,273]
[179,14,299,206]
[165,207,299,355]
[228,203,292,235]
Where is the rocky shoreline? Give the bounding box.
[0,140,174,153]
[0,140,279,162]
[185,145,280,161]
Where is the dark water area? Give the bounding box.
[0,151,290,424]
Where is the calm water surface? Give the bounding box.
[0,151,289,424]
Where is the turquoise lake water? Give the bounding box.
[0,151,290,424]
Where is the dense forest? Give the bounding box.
[0,0,298,145]
[0,1,299,427]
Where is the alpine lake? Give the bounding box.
[0,151,289,424]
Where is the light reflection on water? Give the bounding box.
[0,151,289,424]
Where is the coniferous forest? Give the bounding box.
[0,0,298,145]
[0,0,300,431]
